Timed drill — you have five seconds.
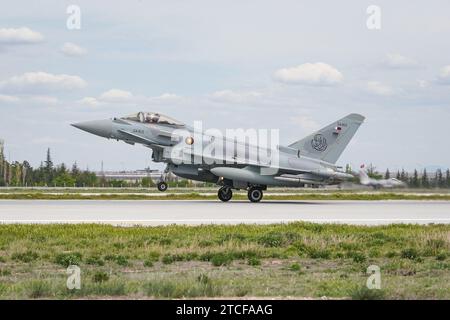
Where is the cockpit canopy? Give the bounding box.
[122,112,184,126]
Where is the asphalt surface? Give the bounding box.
[0,200,449,225]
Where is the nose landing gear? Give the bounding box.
[156,165,170,192]
[157,181,168,192]
[217,186,233,202]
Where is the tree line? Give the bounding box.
[1,146,450,188]
[0,148,100,187]
[365,165,450,189]
[0,147,198,188]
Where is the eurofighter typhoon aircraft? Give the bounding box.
[72,112,364,202]
[358,166,406,189]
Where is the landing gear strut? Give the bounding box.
[157,181,168,192]
[247,186,263,203]
[157,165,170,192]
[218,186,233,202]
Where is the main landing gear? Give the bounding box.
[217,185,264,203]
[247,186,263,203]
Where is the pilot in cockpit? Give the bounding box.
[123,112,184,127]
[146,113,160,123]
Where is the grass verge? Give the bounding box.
[0,223,448,299]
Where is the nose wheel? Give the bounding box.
[157,181,168,192]
[156,165,170,192]
[247,187,263,202]
[218,186,233,202]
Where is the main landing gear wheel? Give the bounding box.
[157,181,168,192]
[218,187,233,202]
[248,187,263,203]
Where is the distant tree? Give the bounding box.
[435,169,443,188]
[141,177,154,188]
[22,161,32,186]
[0,141,4,186]
[384,169,390,179]
[52,164,72,186]
[109,180,125,188]
[396,170,401,180]
[367,163,375,176]
[345,164,352,173]
[33,162,46,186]
[446,169,450,188]
[75,170,98,187]
[10,161,22,186]
[422,169,429,188]
[411,169,419,188]
[44,148,54,185]
[400,169,407,182]
[54,172,76,187]
[366,164,382,179]
[71,162,80,175]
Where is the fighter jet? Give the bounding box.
[72,112,365,202]
[358,165,406,189]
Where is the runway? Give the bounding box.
[0,200,449,225]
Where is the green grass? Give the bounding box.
[54,252,83,267]
[144,275,222,298]
[350,286,386,300]
[0,223,448,299]
[92,271,110,283]
[25,280,53,298]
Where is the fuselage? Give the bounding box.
[84,116,350,187]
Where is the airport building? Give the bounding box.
[94,169,163,183]
[93,169,212,187]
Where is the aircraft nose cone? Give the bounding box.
[71,119,112,138]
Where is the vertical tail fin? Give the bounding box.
[288,113,365,164]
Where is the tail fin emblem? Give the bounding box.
[311,134,327,151]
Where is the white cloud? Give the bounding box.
[79,96,102,107]
[60,42,87,57]
[148,93,182,104]
[29,95,59,105]
[0,94,20,103]
[436,65,450,84]
[0,27,44,44]
[99,89,133,102]
[155,93,179,100]
[82,90,181,106]
[0,72,87,93]
[273,63,343,86]
[0,94,60,106]
[210,90,262,103]
[366,81,394,96]
[289,115,319,132]
[417,80,429,88]
[383,53,418,69]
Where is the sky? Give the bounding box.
[1,0,450,172]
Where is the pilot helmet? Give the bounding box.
[149,113,160,123]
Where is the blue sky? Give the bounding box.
[1,0,450,172]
